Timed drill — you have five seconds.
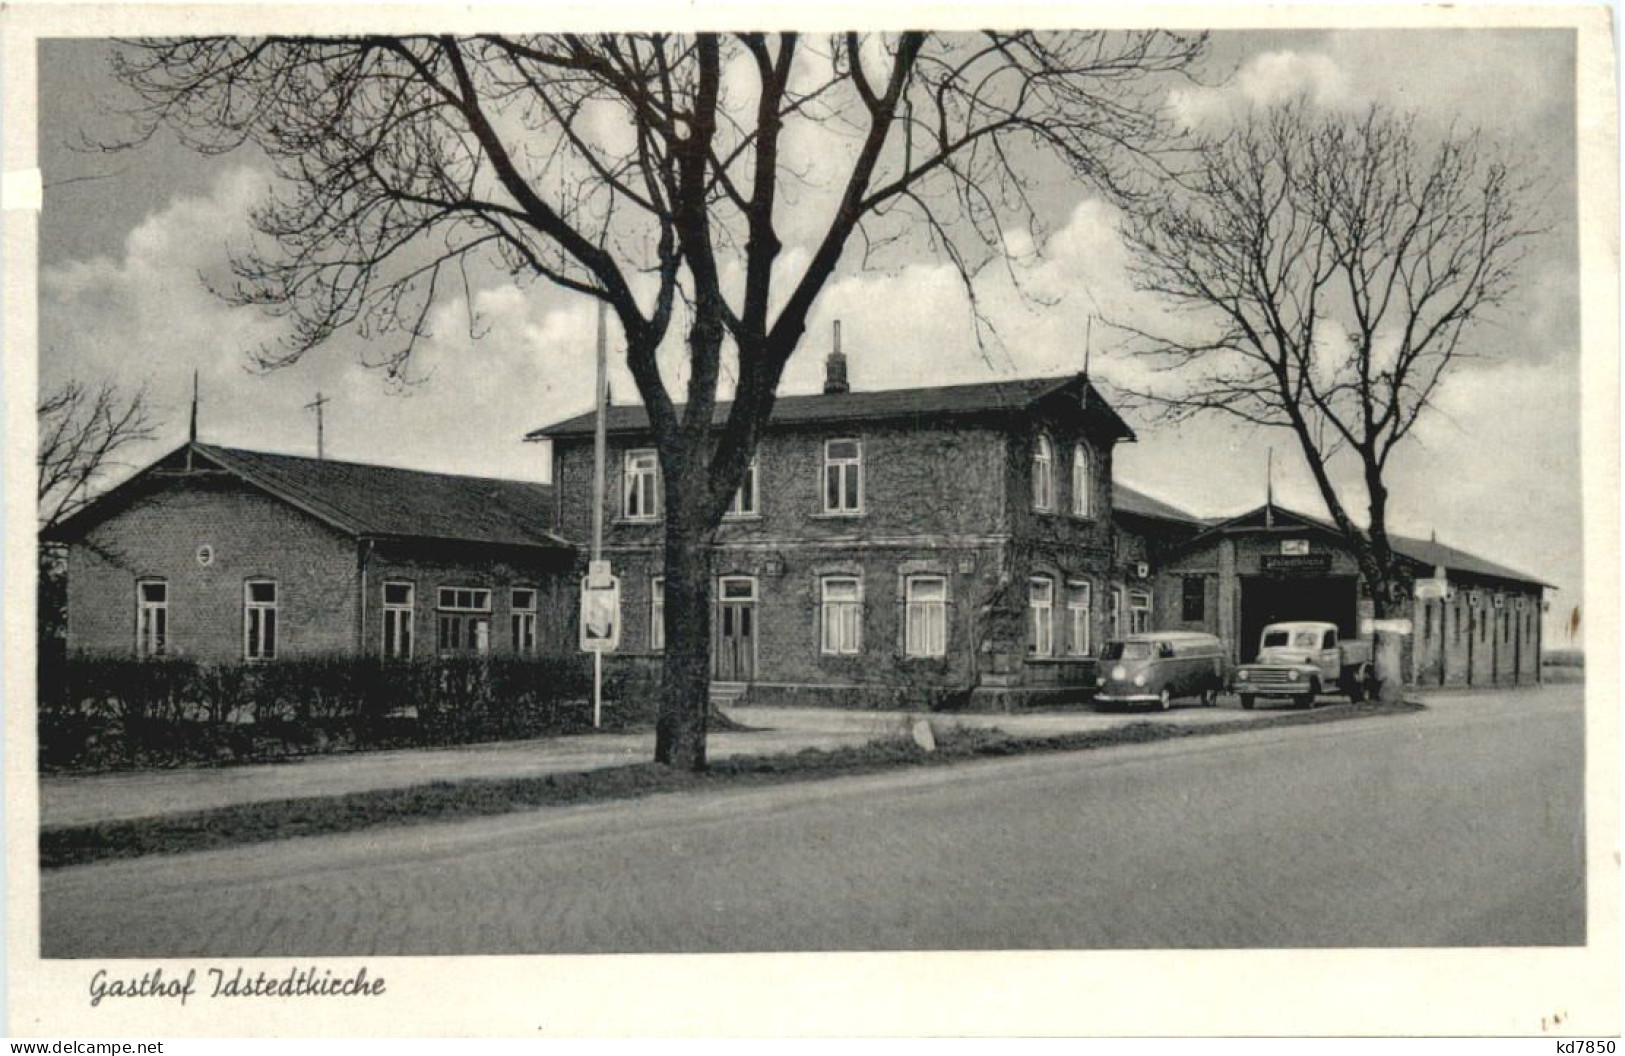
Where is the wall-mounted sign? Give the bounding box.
[1280,539,1310,556]
[196,544,214,567]
[1261,553,1332,576]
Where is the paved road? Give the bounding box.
[40,684,1584,956]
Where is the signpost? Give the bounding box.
[583,299,612,728]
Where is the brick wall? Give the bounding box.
[364,540,576,659]
[66,475,359,662]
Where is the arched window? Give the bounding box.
[1072,445,1092,518]
[1032,434,1054,511]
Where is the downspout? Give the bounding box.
[358,538,374,655]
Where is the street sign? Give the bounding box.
[587,559,613,587]
[580,575,621,652]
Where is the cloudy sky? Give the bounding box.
[36,28,1583,640]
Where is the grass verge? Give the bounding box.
[41,700,1420,869]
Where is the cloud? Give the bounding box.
[1171,49,1355,128]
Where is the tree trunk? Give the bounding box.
[656,490,715,769]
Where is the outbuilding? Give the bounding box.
[46,443,576,664]
[1152,502,1548,686]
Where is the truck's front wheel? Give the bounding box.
[1296,681,1319,709]
[1240,694,1255,710]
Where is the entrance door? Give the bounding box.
[714,576,757,682]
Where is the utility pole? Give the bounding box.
[304,392,331,459]
[590,299,609,729]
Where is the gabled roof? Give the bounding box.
[48,443,568,550]
[1114,482,1203,525]
[1176,503,1551,589]
[528,373,1135,443]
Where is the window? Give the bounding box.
[1129,589,1152,634]
[1423,602,1433,640]
[1029,577,1055,656]
[1321,629,1337,650]
[1032,434,1054,511]
[727,456,759,517]
[1181,576,1205,623]
[244,580,278,661]
[823,439,862,514]
[906,576,948,658]
[511,588,537,655]
[650,576,665,652]
[821,576,862,654]
[1108,587,1123,643]
[623,449,659,520]
[438,586,492,656]
[136,579,167,658]
[1072,446,1092,517]
[1066,580,1092,656]
[382,581,414,659]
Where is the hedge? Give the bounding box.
[38,653,659,772]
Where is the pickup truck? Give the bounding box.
[1232,621,1376,709]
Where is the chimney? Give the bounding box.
[823,319,850,395]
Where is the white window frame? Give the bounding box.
[1108,586,1123,643]
[382,581,414,659]
[136,578,167,658]
[820,576,863,655]
[1029,576,1055,656]
[1129,589,1153,635]
[437,586,493,656]
[1072,445,1092,518]
[1032,434,1054,512]
[822,438,864,515]
[510,587,538,656]
[650,576,665,652]
[726,455,760,518]
[1066,580,1092,656]
[244,579,278,662]
[905,575,949,659]
[623,448,660,521]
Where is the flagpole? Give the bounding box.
[591,299,609,729]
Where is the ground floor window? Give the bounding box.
[137,579,167,658]
[1029,577,1055,656]
[1181,576,1205,623]
[382,581,414,658]
[438,586,492,656]
[821,576,862,655]
[244,580,278,661]
[511,588,537,655]
[905,576,948,658]
[1108,587,1123,643]
[1066,580,1091,656]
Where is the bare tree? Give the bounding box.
[38,378,158,532]
[1117,103,1542,701]
[37,378,160,655]
[113,32,1204,767]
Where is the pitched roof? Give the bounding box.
[1179,503,1550,589]
[528,373,1135,442]
[50,443,567,550]
[1113,482,1202,525]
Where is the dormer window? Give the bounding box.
[1032,434,1054,511]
